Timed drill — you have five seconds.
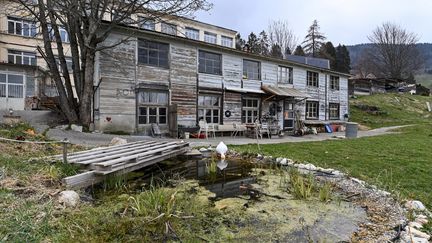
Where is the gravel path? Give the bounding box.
[45,125,410,147]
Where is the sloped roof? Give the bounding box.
[262,85,311,98]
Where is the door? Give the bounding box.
[283,100,294,130]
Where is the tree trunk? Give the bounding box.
[79,51,96,127]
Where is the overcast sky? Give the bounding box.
[195,0,432,46]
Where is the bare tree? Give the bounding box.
[366,22,424,79]
[267,20,298,58]
[11,0,210,126]
[302,20,325,57]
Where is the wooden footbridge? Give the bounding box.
[56,140,194,188]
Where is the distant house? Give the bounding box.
[348,78,402,96]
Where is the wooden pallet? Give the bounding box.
[60,140,190,188]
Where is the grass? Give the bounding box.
[235,94,432,208]
[416,73,432,90]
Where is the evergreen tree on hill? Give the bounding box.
[247,32,261,54]
[258,31,270,56]
[235,33,246,50]
[319,41,337,69]
[270,44,283,59]
[293,45,305,56]
[335,44,351,73]
[302,20,326,57]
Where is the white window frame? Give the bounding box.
[242,98,260,123]
[8,50,37,66]
[329,103,340,120]
[48,25,70,43]
[330,75,340,90]
[278,66,293,84]
[0,73,25,99]
[198,94,221,124]
[221,36,233,47]
[138,17,155,31]
[243,59,261,80]
[307,71,319,87]
[306,101,319,119]
[138,90,168,125]
[185,27,199,40]
[204,31,217,44]
[7,17,37,37]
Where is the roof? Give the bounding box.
[262,85,311,98]
[225,86,265,94]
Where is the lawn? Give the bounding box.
[235,94,432,208]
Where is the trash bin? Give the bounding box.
[345,122,358,138]
[184,132,190,139]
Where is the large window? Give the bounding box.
[221,36,233,47]
[0,73,24,98]
[185,27,199,40]
[278,66,293,84]
[306,101,319,119]
[329,103,340,120]
[8,17,37,37]
[47,25,70,43]
[307,71,319,87]
[139,17,155,31]
[330,75,340,90]
[8,50,37,66]
[243,59,261,80]
[198,95,220,124]
[198,51,222,75]
[204,31,217,44]
[161,22,177,35]
[138,90,168,125]
[138,39,169,68]
[242,98,260,123]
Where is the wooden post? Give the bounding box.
[63,138,69,163]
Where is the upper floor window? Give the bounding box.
[48,25,70,43]
[307,71,319,87]
[204,31,217,44]
[138,39,169,68]
[139,17,155,31]
[185,27,199,40]
[278,66,293,84]
[198,50,222,75]
[161,22,177,35]
[7,17,37,37]
[8,50,37,66]
[221,36,233,47]
[330,75,340,90]
[243,59,261,80]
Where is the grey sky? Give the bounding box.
[195,0,432,45]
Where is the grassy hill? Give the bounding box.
[350,93,432,128]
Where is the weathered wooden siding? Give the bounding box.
[170,43,198,126]
[223,91,242,123]
[261,62,278,85]
[223,54,242,88]
[97,34,136,133]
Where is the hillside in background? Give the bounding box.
[347,43,432,73]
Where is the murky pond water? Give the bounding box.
[124,154,367,242]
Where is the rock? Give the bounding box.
[109,137,127,146]
[408,221,423,229]
[351,178,365,185]
[415,218,428,225]
[400,231,429,243]
[405,200,426,211]
[207,146,214,151]
[199,147,208,152]
[377,189,391,197]
[279,158,287,165]
[58,190,80,208]
[304,164,316,171]
[257,154,263,159]
[71,124,83,132]
[332,170,344,177]
[276,157,283,163]
[406,226,431,240]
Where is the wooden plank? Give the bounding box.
[73,141,182,165]
[68,141,166,163]
[62,171,100,188]
[92,142,188,167]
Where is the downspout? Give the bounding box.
[325,73,328,121]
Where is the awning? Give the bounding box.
[225,86,265,94]
[262,85,311,98]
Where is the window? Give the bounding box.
[56,57,73,73]
[306,101,319,119]
[204,31,217,44]
[221,36,233,47]
[138,90,168,124]
[0,73,24,98]
[242,98,260,123]
[198,95,220,124]
[198,51,222,75]
[161,22,177,35]
[7,17,37,37]
[329,103,340,120]
[139,17,155,31]
[243,59,260,80]
[278,66,293,84]
[8,50,37,66]
[330,75,340,90]
[138,39,169,68]
[307,71,319,87]
[185,27,199,40]
[48,25,70,42]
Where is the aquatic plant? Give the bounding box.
[288,168,314,200]
[319,182,333,202]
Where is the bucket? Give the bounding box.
[184,132,190,139]
[345,122,358,138]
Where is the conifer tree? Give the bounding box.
[258,31,270,55]
[284,46,292,56]
[235,33,246,50]
[247,32,260,54]
[335,44,351,73]
[302,20,326,57]
[270,44,283,59]
[293,45,305,56]
[319,42,337,69]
